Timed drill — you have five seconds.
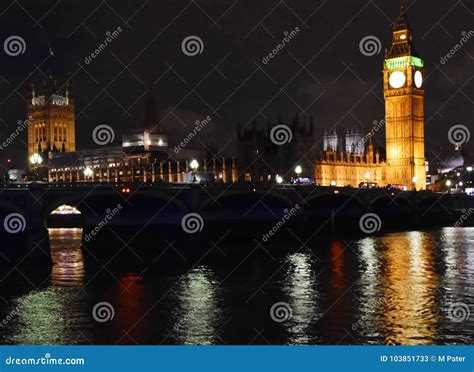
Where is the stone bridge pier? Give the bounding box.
[0,184,51,268]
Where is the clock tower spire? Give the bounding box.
[383,5,426,190]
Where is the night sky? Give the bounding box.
[0,0,472,170]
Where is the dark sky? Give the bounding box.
[0,0,472,170]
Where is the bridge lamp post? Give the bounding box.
[364,172,370,188]
[84,166,93,182]
[190,159,199,183]
[30,153,43,165]
[412,176,417,191]
[446,179,452,194]
[30,153,43,182]
[276,175,283,184]
[295,165,302,184]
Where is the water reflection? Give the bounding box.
[172,267,223,345]
[320,240,356,343]
[282,252,321,344]
[357,237,380,299]
[437,227,474,344]
[354,237,382,343]
[49,228,85,287]
[378,231,438,345]
[0,227,472,345]
[7,228,89,344]
[110,273,148,344]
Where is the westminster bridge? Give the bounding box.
[0,182,472,268]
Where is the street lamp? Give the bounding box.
[446,179,452,194]
[412,176,417,191]
[30,153,43,165]
[84,166,93,181]
[294,165,302,184]
[364,171,370,188]
[467,166,473,172]
[190,159,199,183]
[276,175,283,184]
[29,153,43,182]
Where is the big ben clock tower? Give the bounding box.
[383,6,426,190]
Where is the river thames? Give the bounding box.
[0,227,472,345]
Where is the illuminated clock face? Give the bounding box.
[414,70,423,88]
[389,71,406,88]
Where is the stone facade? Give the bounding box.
[27,77,76,158]
[315,6,426,190]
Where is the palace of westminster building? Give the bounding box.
[26,6,427,190]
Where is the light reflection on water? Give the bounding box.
[282,253,321,344]
[375,231,439,345]
[172,267,224,345]
[354,237,382,343]
[49,228,85,287]
[2,229,90,345]
[0,227,472,345]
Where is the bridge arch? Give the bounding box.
[0,199,29,216]
[44,189,190,228]
[416,194,448,219]
[370,193,413,211]
[200,190,294,211]
[305,192,366,214]
[200,189,296,224]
